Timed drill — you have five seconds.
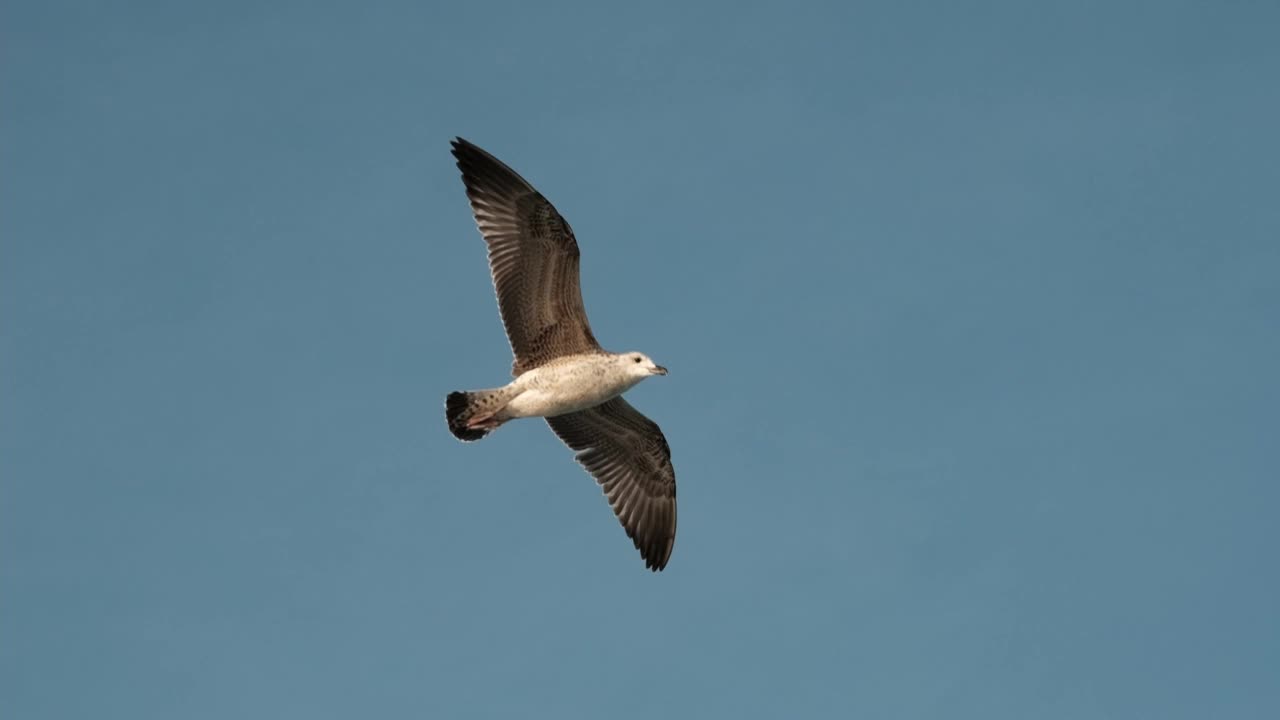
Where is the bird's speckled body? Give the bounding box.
[450,352,667,437]
[505,353,654,419]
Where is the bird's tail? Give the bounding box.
[445,387,516,442]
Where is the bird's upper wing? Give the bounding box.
[451,138,601,375]
[545,397,677,571]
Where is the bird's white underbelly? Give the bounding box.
[502,360,637,419]
[505,387,612,418]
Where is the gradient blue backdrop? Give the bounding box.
[3,1,1278,717]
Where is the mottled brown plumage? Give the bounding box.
[451,138,601,376]
[547,397,677,571]
[449,138,678,571]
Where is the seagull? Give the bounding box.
[445,137,677,571]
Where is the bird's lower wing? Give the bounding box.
[546,397,677,571]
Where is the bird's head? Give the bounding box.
[621,352,668,379]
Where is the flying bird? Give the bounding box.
[445,137,677,571]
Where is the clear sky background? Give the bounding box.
[3,1,1278,718]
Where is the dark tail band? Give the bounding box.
[446,391,491,442]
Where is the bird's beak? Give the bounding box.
[652,365,668,376]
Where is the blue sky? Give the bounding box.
[3,0,1278,717]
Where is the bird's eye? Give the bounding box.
[634,357,642,363]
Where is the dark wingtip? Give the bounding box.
[448,134,481,162]
[449,137,535,200]
[644,551,669,572]
[643,540,673,572]
[634,506,675,572]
